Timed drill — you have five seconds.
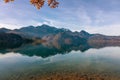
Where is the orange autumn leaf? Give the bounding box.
[4,0,14,3]
[48,0,59,8]
[3,0,59,9]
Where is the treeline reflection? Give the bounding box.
[0,42,120,58]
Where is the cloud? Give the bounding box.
[92,10,120,26]
[43,18,80,30]
[84,24,120,36]
[75,7,92,25]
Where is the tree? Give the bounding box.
[4,0,59,9]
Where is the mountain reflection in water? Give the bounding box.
[0,41,120,58]
[0,42,120,80]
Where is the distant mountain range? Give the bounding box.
[0,24,120,49]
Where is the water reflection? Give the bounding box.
[0,42,120,80]
[0,47,120,80]
[0,41,120,58]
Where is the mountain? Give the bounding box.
[88,34,120,48]
[79,30,92,38]
[0,24,120,50]
[0,28,11,33]
[42,32,87,49]
[14,24,71,38]
[0,24,116,39]
[0,24,120,57]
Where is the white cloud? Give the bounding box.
[0,20,44,29]
[0,23,22,29]
[43,18,81,31]
[76,7,92,25]
[93,10,120,25]
[84,24,120,36]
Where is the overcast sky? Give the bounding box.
[0,0,120,35]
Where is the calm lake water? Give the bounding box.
[0,45,120,80]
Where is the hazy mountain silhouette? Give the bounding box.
[0,28,11,33]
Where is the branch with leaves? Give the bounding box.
[4,0,59,9]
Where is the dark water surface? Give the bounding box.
[0,45,120,80]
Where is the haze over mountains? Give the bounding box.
[0,24,120,49]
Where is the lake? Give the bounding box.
[0,45,120,80]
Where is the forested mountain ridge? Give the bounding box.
[0,24,120,49]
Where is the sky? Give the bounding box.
[0,0,120,35]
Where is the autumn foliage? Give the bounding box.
[4,0,59,9]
